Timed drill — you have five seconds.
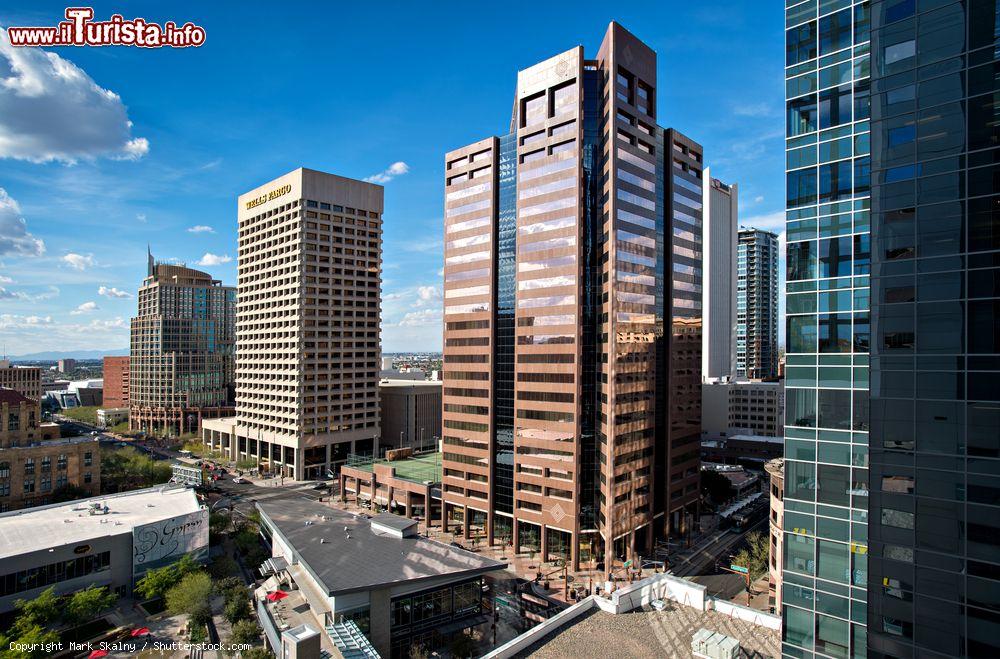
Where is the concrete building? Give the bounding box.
[702,176,738,381]
[441,22,702,574]
[736,228,778,380]
[0,360,41,402]
[102,356,130,409]
[205,168,382,480]
[0,486,207,613]
[255,497,504,657]
[765,458,783,616]
[379,379,441,452]
[702,379,784,438]
[57,359,77,374]
[130,251,235,435]
[701,434,784,469]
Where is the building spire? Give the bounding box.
[147,244,154,277]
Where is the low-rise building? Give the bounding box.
[702,378,784,438]
[701,433,784,468]
[97,408,129,428]
[378,379,441,452]
[765,458,784,615]
[0,486,207,613]
[0,360,42,402]
[102,356,130,409]
[255,496,505,658]
[0,389,99,510]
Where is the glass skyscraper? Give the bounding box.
[785,1,1000,658]
[783,1,872,657]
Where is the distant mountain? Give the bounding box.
[8,348,128,362]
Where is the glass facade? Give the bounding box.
[865,1,1000,657]
[494,133,517,519]
[784,1,871,657]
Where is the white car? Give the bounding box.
[232,476,247,484]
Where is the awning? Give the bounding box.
[326,620,380,659]
[288,564,332,614]
[258,555,289,577]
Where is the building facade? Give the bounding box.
[864,1,1000,657]
[129,252,235,435]
[702,379,785,438]
[0,360,41,402]
[766,458,784,616]
[703,176,738,380]
[102,356,130,409]
[441,22,702,574]
[231,168,382,480]
[379,379,442,452]
[783,1,871,656]
[57,359,76,374]
[736,228,779,380]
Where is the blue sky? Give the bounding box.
[0,1,786,356]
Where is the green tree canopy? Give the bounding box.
[229,619,261,646]
[732,530,770,585]
[65,586,115,625]
[165,572,213,617]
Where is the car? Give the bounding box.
[233,476,247,484]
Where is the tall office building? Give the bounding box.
[783,1,871,656]
[441,22,702,573]
[737,227,779,379]
[784,2,1000,657]
[129,251,235,434]
[233,168,382,480]
[0,360,41,402]
[703,176,738,380]
[102,356,130,409]
[865,2,1000,657]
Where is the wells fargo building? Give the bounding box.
[441,22,702,572]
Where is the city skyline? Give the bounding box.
[0,2,786,356]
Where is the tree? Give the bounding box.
[700,469,735,505]
[210,511,232,536]
[230,619,261,645]
[0,623,60,659]
[408,645,429,659]
[224,596,252,624]
[240,647,272,659]
[449,632,477,659]
[165,572,213,618]
[210,555,238,580]
[65,585,115,625]
[214,576,246,599]
[732,530,770,587]
[135,554,200,600]
[12,587,59,627]
[101,446,172,493]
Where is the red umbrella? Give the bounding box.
[131,627,150,637]
[266,590,288,602]
[89,651,109,659]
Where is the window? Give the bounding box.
[787,21,817,66]
[819,85,852,129]
[819,161,852,203]
[788,169,818,208]
[819,9,852,56]
[788,96,818,136]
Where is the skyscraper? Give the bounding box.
[703,176,738,380]
[232,168,382,480]
[736,227,779,380]
[783,1,871,656]
[129,251,235,435]
[864,1,1000,657]
[441,22,702,574]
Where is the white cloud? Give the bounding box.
[733,102,777,118]
[364,161,410,184]
[741,210,785,234]
[70,300,98,315]
[0,31,149,163]
[0,275,12,284]
[136,213,147,223]
[0,286,21,300]
[753,195,764,204]
[98,285,132,299]
[187,225,215,234]
[85,317,126,330]
[0,314,52,329]
[397,308,442,327]
[61,252,94,270]
[0,188,45,256]
[415,285,441,306]
[196,253,232,266]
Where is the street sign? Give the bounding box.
[623,560,633,568]
[730,564,749,574]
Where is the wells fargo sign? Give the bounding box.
[245,184,292,210]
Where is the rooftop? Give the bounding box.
[378,379,441,389]
[521,605,780,658]
[0,486,202,559]
[257,497,504,596]
[0,389,34,406]
[346,451,441,484]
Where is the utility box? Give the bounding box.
[280,624,321,659]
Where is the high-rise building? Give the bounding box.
[57,359,76,374]
[232,168,382,480]
[441,22,702,574]
[0,360,41,402]
[379,379,442,452]
[864,2,1000,657]
[703,176,738,380]
[129,251,235,435]
[102,356,129,409]
[736,227,779,379]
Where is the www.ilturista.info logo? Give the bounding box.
[6,7,206,48]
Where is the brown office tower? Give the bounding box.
[102,356,130,409]
[441,22,703,573]
[129,251,236,434]
[233,168,382,480]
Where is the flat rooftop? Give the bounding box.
[520,605,780,658]
[258,497,504,596]
[349,451,441,483]
[0,486,202,559]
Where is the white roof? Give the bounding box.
[0,486,202,559]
